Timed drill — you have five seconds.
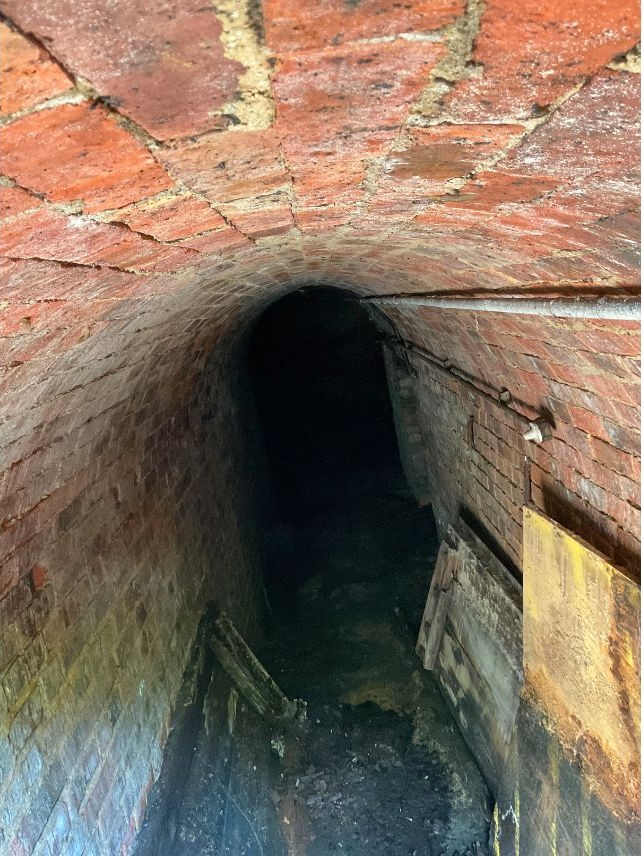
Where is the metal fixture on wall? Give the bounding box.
[362,295,641,321]
[522,419,553,444]
[388,338,552,438]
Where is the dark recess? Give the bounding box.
[247,287,403,522]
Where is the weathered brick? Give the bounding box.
[446,0,639,121]
[274,40,445,209]
[158,129,290,207]
[177,226,251,255]
[390,305,640,575]
[0,186,40,220]
[110,194,226,242]
[1,768,29,845]
[16,781,57,852]
[264,0,463,51]
[2,641,43,712]
[0,737,16,789]
[0,23,71,116]
[1,0,244,140]
[0,4,639,856]
[275,40,444,144]
[0,207,198,272]
[0,104,173,213]
[42,799,71,854]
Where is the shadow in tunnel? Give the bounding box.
[133,285,491,856]
[245,286,491,854]
[247,286,404,525]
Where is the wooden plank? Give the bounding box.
[421,522,524,795]
[445,523,523,735]
[436,627,507,790]
[209,611,306,723]
[415,541,449,657]
[423,549,457,670]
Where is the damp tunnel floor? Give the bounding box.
[133,473,491,856]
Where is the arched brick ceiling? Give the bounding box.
[0,0,638,292]
[0,0,640,581]
[0,9,640,855]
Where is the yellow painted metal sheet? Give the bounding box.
[522,507,640,820]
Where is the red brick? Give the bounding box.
[606,495,641,534]
[1,0,243,140]
[0,103,173,213]
[29,563,48,592]
[294,206,354,234]
[0,22,71,116]
[0,9,640,852]
[411,125,523,175]
[273,41,445,210]
[446,0,639,121]
[0,207,198,272]
[274,41,445,146]
[291,149,373,209]
[264,0,463,52]
[112,195,226,242]
[506,71,640,208]
[602,419,641,456]
[615,528,642,560]
[177,226,251,255]
[576,326,641,359]
[0,299,68,336]
[0,186,40,220]
[0,257,144,302]
[445,172,563,211]
[409,72,639,277]
[377,125,527,213]
[158,130,290,207]
[588,436,640,481]
[227,205,294,239]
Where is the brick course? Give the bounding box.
[0,0,639,851]
[0,317,269,853]
[384,307,640,574]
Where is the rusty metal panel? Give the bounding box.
[522,506,640,824]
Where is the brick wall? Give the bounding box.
[384,307,640,577]
[0,318,268,854]
[382,345,433,506]
[0,0,639,851]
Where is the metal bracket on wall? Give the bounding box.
[522,419,553,444]
[387,338,553,442]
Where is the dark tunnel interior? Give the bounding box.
[133,287,493,856]
[247,287,404,523]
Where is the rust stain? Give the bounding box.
[391,144,475,180]
[523,508,641,822]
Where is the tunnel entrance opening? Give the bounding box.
[247,287,404,525]
[134,286,491,855]
[247,288,490,853]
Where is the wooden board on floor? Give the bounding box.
[415,540,450,659]
[416,519,523,795]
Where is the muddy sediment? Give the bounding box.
[135,480,490,855]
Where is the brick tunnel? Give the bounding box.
[0,0,640,854]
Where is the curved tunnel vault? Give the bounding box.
[0,0,640,853]
[133,285,494,855]
[0,262,640,856]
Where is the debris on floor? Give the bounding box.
[134,478,491,855]
[274,702,461,855]
[210,609,307,725]
[260,482,491,855]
